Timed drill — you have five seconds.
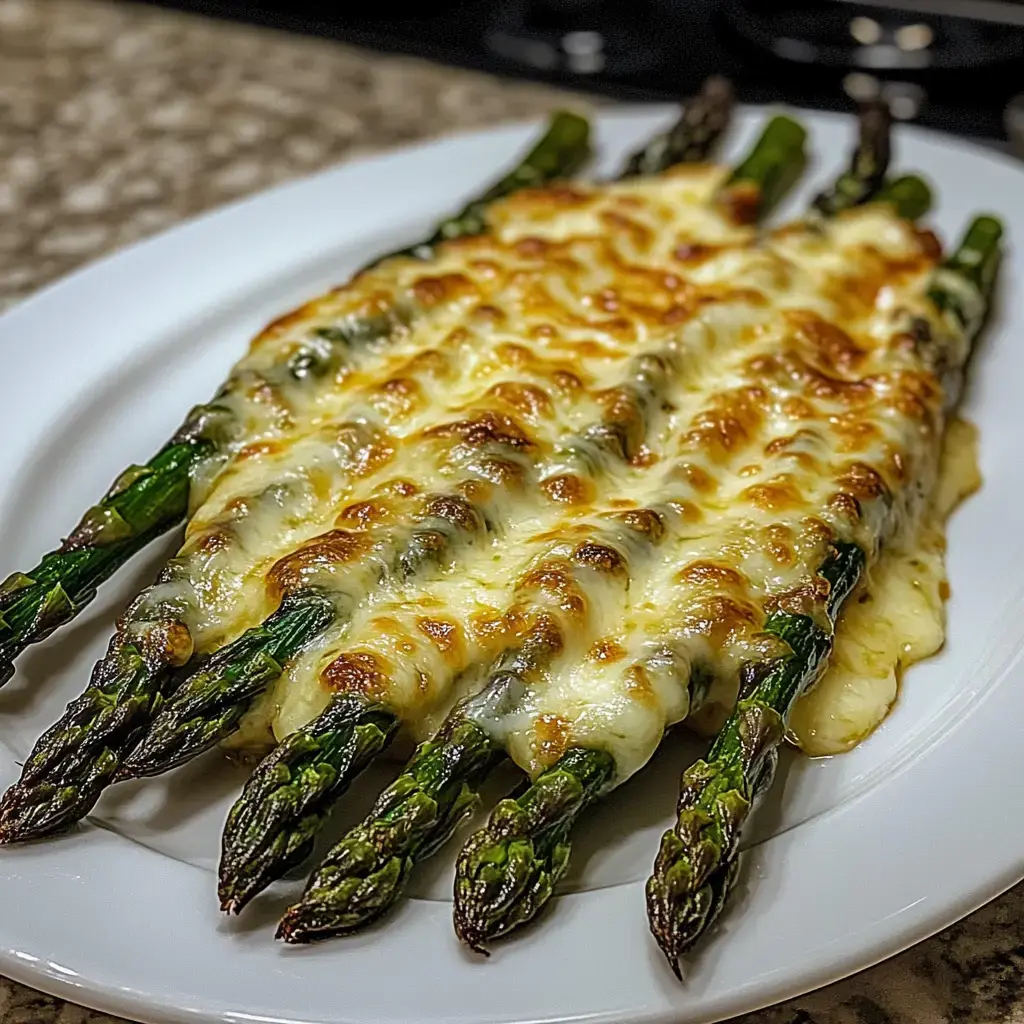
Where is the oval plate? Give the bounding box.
[0,107,1022,1024]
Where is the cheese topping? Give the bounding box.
[173,163,970,784]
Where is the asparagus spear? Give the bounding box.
[395,113,590,263]
[223,105,804,917]
[0,110,592,689]
[0,117,594,844]
[717,116,806,224]
[454,746,615,952]
[874,173,932,224]
[219,691,399,910]
[645,214,1003,976]
[618,77,733,179]
[811,100,891,218]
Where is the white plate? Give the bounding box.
[0,106,1022,1024]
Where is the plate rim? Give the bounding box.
[0,104,1022,1024]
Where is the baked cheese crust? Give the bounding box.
[128,163,967,782]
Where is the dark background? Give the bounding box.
[135,1,1024,145]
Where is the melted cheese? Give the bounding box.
[155,165,762,658]
[201,167,972,786]
[788,416,981,756]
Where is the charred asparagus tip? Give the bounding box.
[0,782,74,844]
[218,866,280,916]
[452,914,491,957]
[276,903,345,944]
[645,874,688,980]
[218,883,250,915]
[276,911,310,944]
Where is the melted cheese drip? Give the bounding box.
[788,416,981,756]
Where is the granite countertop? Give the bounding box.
[1,1,1023,1022]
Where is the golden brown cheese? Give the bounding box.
[167,166,761,657]
[221,179,967,784]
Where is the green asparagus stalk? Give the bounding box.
[0,111,592,689]
[396,112,591,262]
[219,692,399,912]
[453,746,614,952]
[718,116,807,222]
[874,174,933,224]
[0,117,594,844]
[811,100,891,217]
[618,77,733,179]
[645,215,1004,975]
[646,541,863,977]
[223,106,806,917]
[928,214,1004,335]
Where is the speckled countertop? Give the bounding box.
[1,1,1023,1022]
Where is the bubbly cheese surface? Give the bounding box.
[788,416,980,756]
[172,162,973,785]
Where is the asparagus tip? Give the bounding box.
[0,784,49,844]
[452,912,492,957]
[218,889,241,915]
[276,905,320,944]
[661,945,686,983]
[645,877,684,980]
[218,874,262,916]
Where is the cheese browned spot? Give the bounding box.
[488,381,553,421]
[267,530,371,599]
[416,617,465,663]
[611,507,665,543]
[541,474,593,505]
[421,411,537,452]
[589,638,626,663]
[419,494,486,535]
[534,713,573,765]
[572,541,627,577]
[336,499,392,528]
[322,650,391,697]
[516,561,588,623]
[786,309,867,375]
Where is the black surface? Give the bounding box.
[135,0,1023,142]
